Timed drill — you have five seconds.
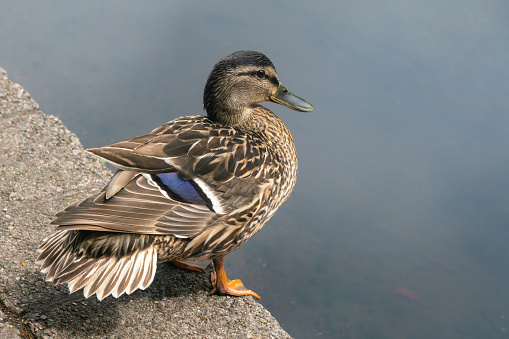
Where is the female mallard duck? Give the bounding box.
[36,50,313,300]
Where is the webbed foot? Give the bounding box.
[209,257,261,300]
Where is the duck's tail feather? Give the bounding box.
[36,230,157,300]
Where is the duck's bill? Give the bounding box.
[270,83,314,112]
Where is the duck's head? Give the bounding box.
[203,50,313,126]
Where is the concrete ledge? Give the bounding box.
[0,67,291,339]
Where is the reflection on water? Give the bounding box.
[2,0,509,337]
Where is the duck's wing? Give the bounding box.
[87,115,269,181]
[52,171,220,238]
[53,116,270,238]
[88,115,271,210]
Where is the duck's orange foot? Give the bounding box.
[210,271,261,300]
[171,259,211,272]
[209,257,261,300]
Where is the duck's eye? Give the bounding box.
[255,70,266,78]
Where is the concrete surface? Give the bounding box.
[0,67,291,339]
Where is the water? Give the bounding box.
[2,1,509,337]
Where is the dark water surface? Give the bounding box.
[2,1,509,338]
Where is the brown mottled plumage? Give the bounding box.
[36,50,313,300]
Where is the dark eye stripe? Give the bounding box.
[237,71,258,77]
[236,72,279,87]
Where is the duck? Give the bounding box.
[36,50,313,301]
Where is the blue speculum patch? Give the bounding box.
[153,173,207,205]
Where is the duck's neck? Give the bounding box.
[206,100,250,126]
[206,98,295,153]
[204,78,252,126]
[236,106,295,151]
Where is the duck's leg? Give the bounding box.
[209,256,261,300]
[171,259,211,272]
